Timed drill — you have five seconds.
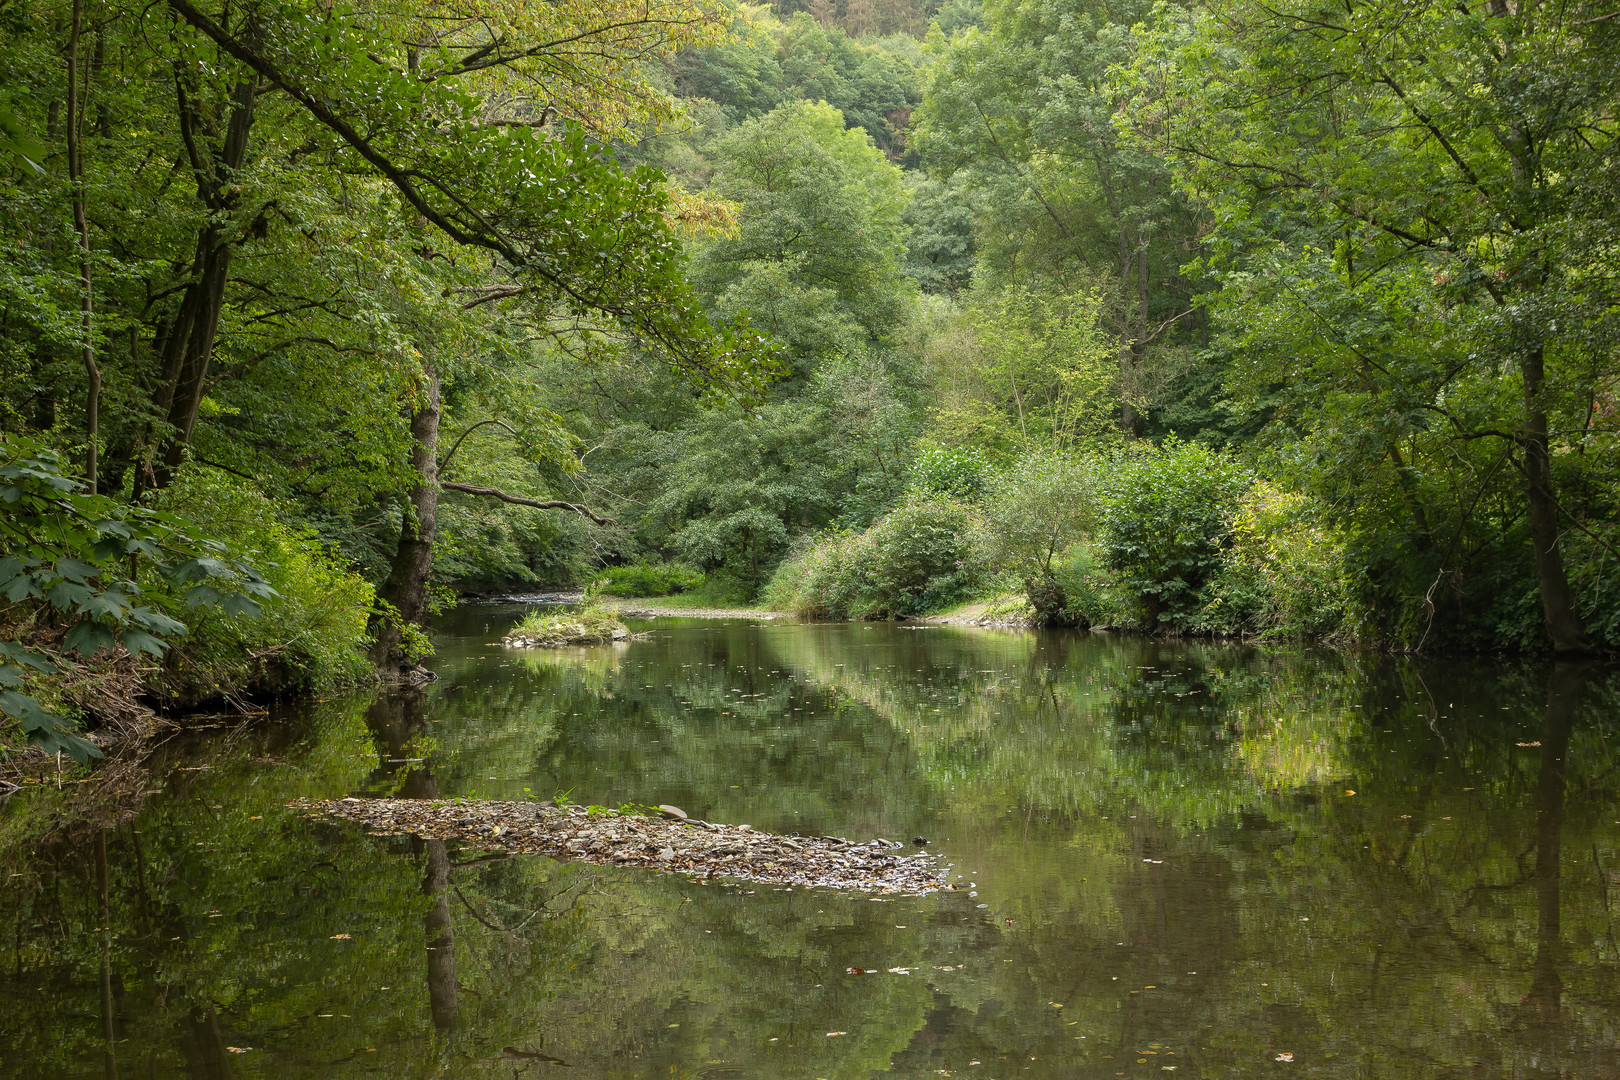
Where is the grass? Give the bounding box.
[506,602,628,646]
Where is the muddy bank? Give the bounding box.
[295,798,949,894]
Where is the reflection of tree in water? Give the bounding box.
[1522,663,1582,1022]
[365,690,457,1032]
[7,627,1620,1079]
[780,627,1620,1076]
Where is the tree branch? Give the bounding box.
[440,481,616,525]
[438,418,521,474]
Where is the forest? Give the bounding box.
[2,0,1618,759]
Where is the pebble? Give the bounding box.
[291,798,948,893]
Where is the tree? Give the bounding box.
[923,283,1117,456]
[1120,0,1620,651]
[0,0,780,668]
[978,449,1098,622]
[695,98,912,366]
[914,0,1207,432]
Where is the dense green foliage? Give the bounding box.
[2,0,1616,759]
[0,436,273,758]
[765,494,982,617]
[1097,441,1250,628]
[592,562,707,598]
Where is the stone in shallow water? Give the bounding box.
[290,797,948,894]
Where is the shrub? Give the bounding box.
[765,496,984,619]
[762,530,871,619]
[860,496,984,616]
[1196,484,1359,640]
[909,444,992,503]
[1051,542,1130,628]
[149,469,375,701]
[977,450,1099,624]
[1,439,274,760]
[1098,440,1250,628]
[592,562,705,598]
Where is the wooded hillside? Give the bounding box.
[3,0,1617,755]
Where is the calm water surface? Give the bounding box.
[4,608,1620,1078]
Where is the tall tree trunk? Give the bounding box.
[137,67,258,493]
[1520,345,1590,653]
[371,361,442,667]
[66,0,100,493]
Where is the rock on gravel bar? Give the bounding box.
[292,798,949,894]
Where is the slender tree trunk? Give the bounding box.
[66,0,100,493]
[372,361,442,667]
[1520,345,1590,653]
[138,68,258,493]
[1118,223,1136,434]
[92,27,112,139]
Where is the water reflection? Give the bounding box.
[366,690,458,1032]
[2,617,1619,1078]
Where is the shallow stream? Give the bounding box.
[4,607,1619,1078]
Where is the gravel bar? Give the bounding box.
[293,798,949,894]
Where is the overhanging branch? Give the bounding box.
[440,481,616,525]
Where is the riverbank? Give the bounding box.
[603,595,789,620]
[913,595,1039,628]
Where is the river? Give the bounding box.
[3,605,1618,1078]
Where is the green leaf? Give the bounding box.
[0,641,55,673]
[116,629,168,658]
[63,621,119,657]
[45,580,95,611]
